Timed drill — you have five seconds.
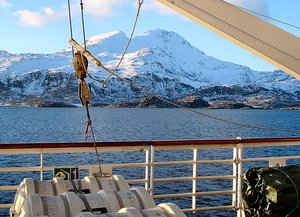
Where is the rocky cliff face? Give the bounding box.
[0,29,299,108]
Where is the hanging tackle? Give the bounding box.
[72,51,92,108]
[72,51,93,142]
[68,0,103,176]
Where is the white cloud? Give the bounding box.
[225,0,270,16]
[12,0,126,27]
[13,7,66,27]
[81,0,126,19]
[142,0,176,15]
[0,0,11,8]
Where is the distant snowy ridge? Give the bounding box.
[0,29,299,108]
[0,50,12,58]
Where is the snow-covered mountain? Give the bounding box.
[0,29,299,108]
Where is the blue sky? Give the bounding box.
[0,0,299,71]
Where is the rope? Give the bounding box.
[84,105,103,175]
[80,0,87,50]
[224,1,300,31]
[111,73,300,134]
[67,0,74,57]
[80,51,103,175]
[66,1,104,176]
[86,70,104,84]
[96,0,144,88]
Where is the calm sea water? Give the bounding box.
[0,106,300,143]
[0,107,299,216]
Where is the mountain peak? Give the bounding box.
[86,30,128,46]
[85,30,129,55]
[137,28,188,44]
[139,28,176,36]
[131,29,205,56]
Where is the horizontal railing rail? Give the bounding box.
[0,137,299,215]
[1,136,299,150]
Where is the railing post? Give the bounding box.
[234,137,244,216]
[150,145,155,196]
[192,145,198,212]
[40,152,43,180]
[237,142,244,217]
[232,145,238,209]
[145,146,150,190]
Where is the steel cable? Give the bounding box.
[111,73,300,134]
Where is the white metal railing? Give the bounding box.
[0,137,299,216]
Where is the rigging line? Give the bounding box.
[80,51,103,175]
[78,1,104,172]
[72,38,300,133]
[80,0,87,50]
[86,71,104,83]
[67,0,74,57]
[101,0,144,88]
[112,73,300,134]
[223,1,300,31]
[85,105,103,175]
[73,37,300,134]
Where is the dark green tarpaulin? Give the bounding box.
[243,165,300,217]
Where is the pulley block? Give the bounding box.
[72,51,88,80]
[78,80,92,107]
